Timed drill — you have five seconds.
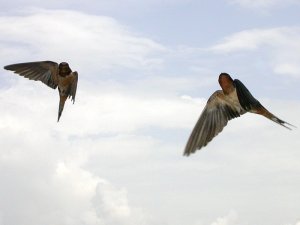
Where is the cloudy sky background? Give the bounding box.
[0,1,300,225]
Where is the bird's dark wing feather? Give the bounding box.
[69,71,78,103]
[233,79,262,111]
[4,61,59,89]
[184,91,241,156]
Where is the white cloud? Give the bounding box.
[210,27,300,78]
[273,63,300,77]
[0,118,150,225]
[210,27,297,53]
[0,9,166,73]
[0,80,205,137]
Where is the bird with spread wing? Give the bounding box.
[4,61,78,122]
[184,73,295,156]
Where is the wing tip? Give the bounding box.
[3,65,11,70]
[183,145,203,157]
[183,151,190,157]
[183,151,195,157]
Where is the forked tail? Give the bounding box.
[256,106,296,130]
[269,115,296,130]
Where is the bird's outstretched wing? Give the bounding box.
[4,61,59,89]
[184,91,241,156]
[69,71,78,103]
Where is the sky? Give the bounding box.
[0,1,300,225]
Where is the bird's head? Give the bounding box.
[218,73,234,94]
[59,62,72,77]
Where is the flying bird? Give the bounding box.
[4,61,78,122]
[184,73,294,156]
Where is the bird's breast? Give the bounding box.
[58,74,73,87]
[224,89,246,114]
[58,74,74,96]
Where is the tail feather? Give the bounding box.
[253,106,295,130]
[270,116,296,130]
[58,96,67,122]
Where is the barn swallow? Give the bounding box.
[184,73,295,156]
[4,61,78,122]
